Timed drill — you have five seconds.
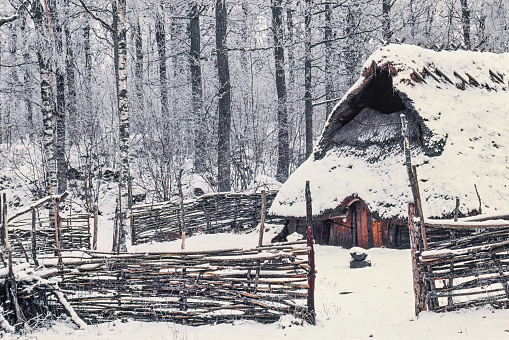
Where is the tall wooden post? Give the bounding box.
[305,181,316,325]
[31,208,38,266]
[408,202,425,315]
[178,169,187,249]
[258,190,266,247]
[411,166,428,251]
[93,205,98,250]
[0,193,4,246]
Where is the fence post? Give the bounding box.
[305,181,316,325]
[93,205,98,250]
[0,193,3,247]
[408,202,425,315]
[31,208,38,266]
[258,190,266,247]
[178,169,187,249]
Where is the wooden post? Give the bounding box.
[258,190,266,247]
[52,192,69,266]
[305,181,316,325]
[178,169,187,249]
[400,115,419,206]
[3,193,23,321]
[31,208,38,266]
[0,193,4,246]
[408,202,425,315]
[454,197,460,222]
[411,166,428,251]
[53,203,63,266]
[93,205,98,250]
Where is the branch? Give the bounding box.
[78,0,114,33]
[0,14,18,27]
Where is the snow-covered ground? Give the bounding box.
[5,229,509,340]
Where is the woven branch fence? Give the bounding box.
[1,193,90,261]
[131,191,280,245]
[409,207,509,314]
[30,241,313,325]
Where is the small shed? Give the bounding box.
[269,44,509,249]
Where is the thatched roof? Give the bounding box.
[270,44,509,220]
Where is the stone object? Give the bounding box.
[350,247,371,268]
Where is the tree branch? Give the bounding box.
[78,0,114,33]
[0,14,18,27]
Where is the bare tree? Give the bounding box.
[189,2,206,174]
[216,0,231,192]
[272,0,289,183]
[382,0,392,41]
[304,0,313,158]
[460,0,471,45]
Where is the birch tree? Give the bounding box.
[32,0,57,195]
[79,0,131,252]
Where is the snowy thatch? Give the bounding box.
[270,44,509,220]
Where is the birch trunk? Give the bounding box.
[50,0,67,193]
[33,1,57,195]
[216,0,231,192]
[117,0,130,252]
[272,0,289,183]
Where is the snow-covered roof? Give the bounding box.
[270,44,509,220]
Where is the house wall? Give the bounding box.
[285,200,409,249]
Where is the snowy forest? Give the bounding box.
[0,0,508,204]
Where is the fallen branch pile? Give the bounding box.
[36,241,312,325]
[131,191,280,245]
[0,261,86,332]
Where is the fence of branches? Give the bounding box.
[0,192,90,261]
[2,241,314,327]
[409,203,509,315]
[131,191,279,244]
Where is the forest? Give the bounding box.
[0,0,508,206]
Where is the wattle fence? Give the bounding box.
[8,241,314,326]
[408,205,509,314]
[131,191,280,244]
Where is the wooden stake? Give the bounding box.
[258,190,266,247]
[31,208,38,266]
[178,169,187,249]
[412,166,428,251]
[408,202,425,315]
[454,197,460,222]
[0,193,3,247]
[305,181,316,325]
[93,205,98,250]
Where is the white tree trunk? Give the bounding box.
[117,0,130,252]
